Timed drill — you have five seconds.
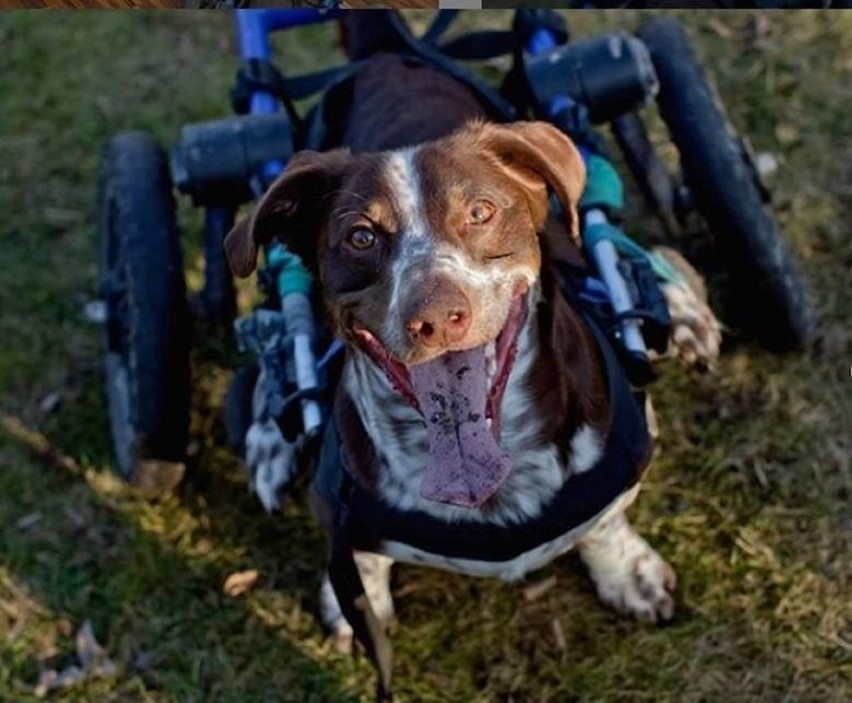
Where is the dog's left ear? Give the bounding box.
[224,149,352,278]
[475,121,586,244]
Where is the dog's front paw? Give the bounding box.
[652,246,723,370]
[595,541,676,624]
[244,419,298,513]
[662,281,723,370]
[579,512,676,624]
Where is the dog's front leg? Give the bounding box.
[309,490,396,651]
[319,552,396,652]
[576,493,676,624]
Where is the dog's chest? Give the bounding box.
[340,303,609,579]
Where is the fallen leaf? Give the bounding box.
[750,14,771,44]
[33,620,116,697]
[775,124,799,145]
[551,618,567,652]
[705,18,733,40]
[134,459,185,497]
[35,665,85,698]
[223,569,259,597]
[522,576,557,602]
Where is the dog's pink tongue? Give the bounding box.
[409,348,511,508]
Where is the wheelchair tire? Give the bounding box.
[637,17,816,350]
[97,132,190,482]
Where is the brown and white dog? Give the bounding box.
[225,28,721,656]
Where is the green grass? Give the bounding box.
[1,9,850,703]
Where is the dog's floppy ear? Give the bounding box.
[474,120,586,244]
[224,149,352,277]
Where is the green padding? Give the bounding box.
[584,222,684,285]
[580,155,625,212]
[268,245,313,297]
[646,250,685,286]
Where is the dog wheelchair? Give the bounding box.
[96,9,816,696]
[97,8,814,520]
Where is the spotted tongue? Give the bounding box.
[409,347,512,508]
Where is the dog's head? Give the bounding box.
[226,120,585,507]
[227,120,584,360]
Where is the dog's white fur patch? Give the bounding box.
[244,366,298,513]
[245,419,297,513]
[568,424,604,475]
[432,243,538,292]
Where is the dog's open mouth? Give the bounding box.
[352,293,528,509]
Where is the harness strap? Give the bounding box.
[385,12,518,122]
[421,9,459,45]
[230,58,305,130]
[282,60,367,102]
[438,30,519,61]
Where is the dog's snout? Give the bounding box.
[404,280,471,348]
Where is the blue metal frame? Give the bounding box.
[231,14,582,182]
[230,9,348,443]
[234,9,343,183]
[525,24,650,361]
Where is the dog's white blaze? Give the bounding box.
[384,147,436,346]
[385,148,428,237]
[379,485,639,582]
[569,424,604,475]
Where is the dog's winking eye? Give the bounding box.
[347,228,377,251]
[468,200,495,225]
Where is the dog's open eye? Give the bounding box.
[468,200,496,226]
[346,228,377,251]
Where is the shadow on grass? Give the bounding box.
[0,408,363,703]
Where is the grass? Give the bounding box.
[0,9,850,703]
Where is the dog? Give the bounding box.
[224,15,722,691]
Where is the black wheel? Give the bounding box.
[97,132,190,483]
[637,17,817,350]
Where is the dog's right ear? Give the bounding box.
[224,149,352,277]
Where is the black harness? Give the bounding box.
[314,305,652,701]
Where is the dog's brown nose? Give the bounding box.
[404,280,471,348]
